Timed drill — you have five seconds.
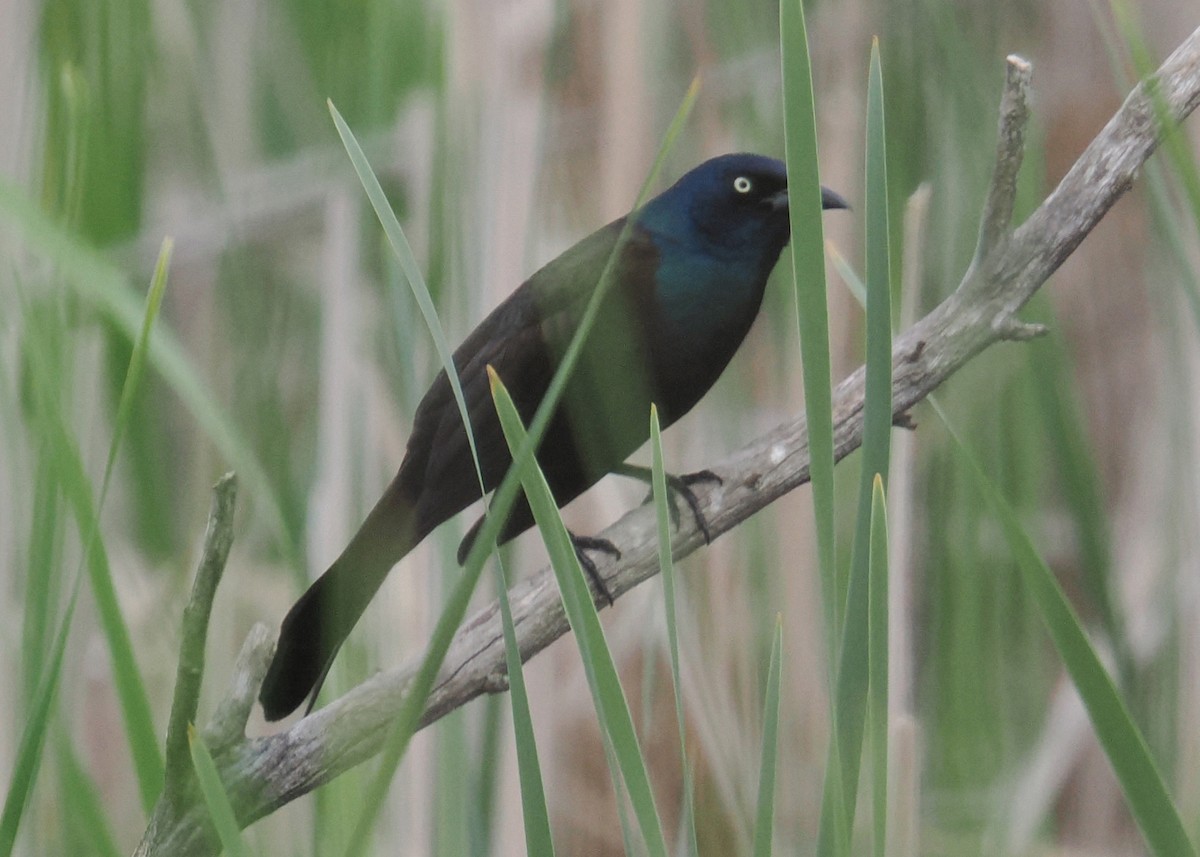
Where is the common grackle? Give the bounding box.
[260,153,847,720]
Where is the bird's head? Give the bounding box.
[638,153,848,262]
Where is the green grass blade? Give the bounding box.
[780,0,837,650]
[751,617,785,857]
[19,280,167,813]
[0,584,78,857]
[935,400,1197,857]
[491,371,669,857]
[0,179,295,560]
[328,100,482,472]
[0,222,170,854]
[680,761,700,857]
[868,476,889,857]
[433,710,469,857]
[470,695,506,855]
[649,404,698,855]
[56,736,123,857]
[818,39,893,857]
[77,243,174,812]
[492,563,555,856]
[828,240,867,308]
[1086,2,1200,345]
[329,100,553,857]
[326,125,550,855]
[22,451,63,699]
[1109,0,1200,232]
[1026,301,1130,682]
[188,725,251,857]
[103,237,171,500]
[341,555,485,857]
[602,733,640,857]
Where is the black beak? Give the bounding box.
[821,186,850,211]
[765,186,850,212]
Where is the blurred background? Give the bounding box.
[2,0,1200,854]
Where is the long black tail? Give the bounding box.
[259,474,423,721]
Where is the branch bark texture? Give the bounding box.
[135,27,1200,857]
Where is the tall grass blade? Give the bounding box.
[14,255,172,815]
[328,100,482,471]
[818,39,893,857]
[935,400,1197,857]
[76,242,174,811]
[602,732,640,857]
[0,180,295,559]
[491,371,669,857]
[0,585,77,857]
[188,725,251,857]
[751,617,785,857]
[470,695,506,855]
[494,588,555,856]
[1026,302,1130,682]
[56,736,122,857]
[105,238,171,499]
[324,128,545,855]
[1108,0,1200,232]
[868,476,889,857]
[780,0,838,650]
[329,100,552,857]
[649,404,698,855]
[22,453,62,699]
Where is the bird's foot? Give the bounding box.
[614,464,721,543]
[668,470,722,543]
[568,531,620,607]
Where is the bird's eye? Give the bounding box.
[733,176,753,194]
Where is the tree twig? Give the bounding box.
[202,622,274,753]
[161,473,238,810]
[133,27,1200,857]
[975,55,1032,265]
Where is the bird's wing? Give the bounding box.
[401,217,659,510]
[431,314,553,482]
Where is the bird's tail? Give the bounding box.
[259,472,424,721]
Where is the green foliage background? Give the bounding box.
[1,0,1199,854]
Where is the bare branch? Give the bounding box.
[994,318,1049,342]
[202,623,274,753]
[975,54,1033,264]
[161,473,238,810]
[133,26,1200,857]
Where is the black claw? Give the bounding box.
[681,468,723,488]
[569,531,619,606]
[614,463,720,544]
[662,473,714,543]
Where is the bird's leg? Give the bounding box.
[612,463,722,544]
[568,532,620,606]
[463,510,617,606]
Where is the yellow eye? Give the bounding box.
[733,176,753,194]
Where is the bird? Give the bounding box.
[259,153,848,720]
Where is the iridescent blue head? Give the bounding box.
[638,153,848,270]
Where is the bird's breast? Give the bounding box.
[650,255,767,354]
[631,253,771,423]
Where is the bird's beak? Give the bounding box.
[764,186,850,212]
[765,189,789,212]
[821,186,850,211]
